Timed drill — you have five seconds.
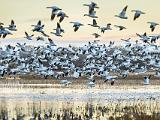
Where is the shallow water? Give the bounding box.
[0,85,160,119]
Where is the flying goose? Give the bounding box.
[114,25,126,31]
[24,32,34,40]
[99,23,111,33]
[50,23,64,37]
[32,20,44,32]
[121,38,131,42]
[36,36,45,41]
[149,35,160,43]
[84,9,98,18]
[57,11,69,23]
[70,22,84,32]
[48,38,56,46]
[46,6,62,21]
[92,33,101,38]
[6,20,17,31]
[83,1,99,12]
[88,19,99,27]
[131,10,145,21]
[115,5,128,19]
[136,32,150,43]
[147,22,159,32]
[0,26,12,38]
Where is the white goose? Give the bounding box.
[88,19,99,27]
[32,20,44,32]
[57,11,69,23]
[99,23,112,33]
[131,10,145,21]
[144,75,151,85]
[50,23,64,37]
[84,9,98,18]
[114,25,126,31]
[115,5,128,19]
[70,22,84,32]
[46,6,62,21]
[147,22,159,32]
[6,20,17,31]
[92,33,101,38]
[24,32,34,40]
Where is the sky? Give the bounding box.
[0,0,160,42]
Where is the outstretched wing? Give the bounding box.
[120,5,128,17]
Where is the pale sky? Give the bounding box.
[0,0,160,42]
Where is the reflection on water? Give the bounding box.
[0,86,160,120]
[0,99,160,120]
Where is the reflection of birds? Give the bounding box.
[46,6,62,21]
[114,25,126,31]
[24,32,34,40]
[131,10,145,21]
[6,20,17,31]
[92,33,101,38]
[115,5,128,19]
[57,11,69,23]
[51,23,64,37]
[147,22,159,32]
[70,22,84,32]
[88,19,99,27]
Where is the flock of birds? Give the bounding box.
[0,1,160,43]
[0,39,160,87]
[0,1,160,87]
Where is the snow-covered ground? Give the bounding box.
[0,85,160,103]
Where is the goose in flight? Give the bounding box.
[70,22,84,32]
[48,38,56,46]
[36,36,45,41]
[88,19,99,27]
[136,32,150,43]
[114,25,126,31]
[83,1,99,12]
[121,38,131,42]
[147,22,159,32]
[24,32,34,40]
[0,26,12,38]
[99,23,111,33]
[32,20,44,32]
[131,10,145,21]
[41,31,49,37]
[92,33,101,38]
[57,11,69,23]
[115,5,128,19]
[51,23,64,37]
[46,6,62,21]
[6,20,17,31]
[149,35,160,43]
[84,9,98,18]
